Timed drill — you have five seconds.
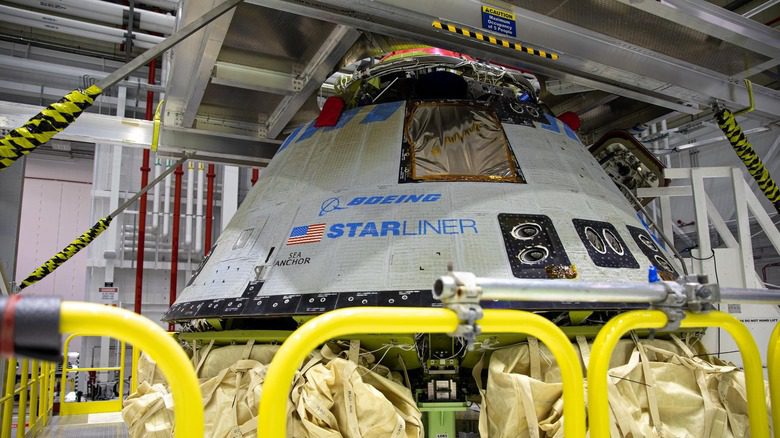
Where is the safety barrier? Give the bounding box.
[58,334,127,415]
[588,310,770,438]
[258,307,587,438]
[770,322,780,438]
[58,302,203,437]
[0,357,55,437]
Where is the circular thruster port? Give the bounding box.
[654,255,673,272]
[585,227,607,254]
[602,229,624,255]
[518,246,549,265]
[638,234,658,251]
[511,223,542,240]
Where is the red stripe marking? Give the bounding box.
[0,295,22,357]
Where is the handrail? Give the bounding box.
[769,322,779,438]
[258,307,586,438]
[0,358,53,437]
[59,332,127,415]
[587,310,769,438]
[59,301,203,438]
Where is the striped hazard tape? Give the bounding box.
[432,20,559,60]
[19,216,113,289]
[716,108,780,214]
[0,84,103,171]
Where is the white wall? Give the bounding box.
[15,155,93,301]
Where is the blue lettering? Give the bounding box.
[402,221,418,236]
[460,219,478,234]
[405,194,423,203]
[395,195,407,203]
[359,222,379,237]
[345,223,362,237]
[327,224,344,238]
[441,219,458,234]
[423,193,441,202]
[380,195,398,204]
[422,220,441,235]
[381,221,400,236]
[348,197,366,206]
[364,196,383,205]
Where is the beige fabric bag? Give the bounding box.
[124,343,422,438]
[478,336,764,438]
[122,382,174,438]
[294,357,423,438]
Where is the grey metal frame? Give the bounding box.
[247,0,780,118]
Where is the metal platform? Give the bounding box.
[37,413,128,438]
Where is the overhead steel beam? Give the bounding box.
[212,61,297,95]
[164,0,236,129]
[0,55,162,92]
[158,127,279,166]
[0,100,277,166]
[0,80,148,113]
[265,25,361,138]
[247,0,780,118]
[615,0,780,60]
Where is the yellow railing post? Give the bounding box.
[118,340,126,401]
[1,357,16,437]
[28,360,39,433]
[769,322,780,438]
[17,359,29,437]
[59,301,203,438]
[588,310,770,438]
[258,307,587,438]
[130,346,140,394]
[480,309,586,436]
[59,336,129,415]
[679,312,770,438]
[38,363,47,426]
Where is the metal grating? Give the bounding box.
[504,0,772,76]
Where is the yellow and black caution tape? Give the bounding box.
[19,216,112,290]
[16,154,189,290]
[716,108,780,214]
[0,85,102,171]
[432,20,559,60]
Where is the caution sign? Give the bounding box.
[481,5,516,37]
[99,286,118,302]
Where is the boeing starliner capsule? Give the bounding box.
[164,48,675,323]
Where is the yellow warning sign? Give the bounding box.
[481,5,515,21]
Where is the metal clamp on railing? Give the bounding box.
[651,274,719,331]
[433,264,483,349]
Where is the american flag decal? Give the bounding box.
[287,223,326,245]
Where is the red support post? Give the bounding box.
[251,168,259,186]
[204,164,216,255]
[134,58,156,315]
[169,164,184,331]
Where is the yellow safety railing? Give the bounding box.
[258,307,586,438]
[587,310,770,438]
[59,301,203,438]
[0,357,55,437]
[59,334,127,415]
[769,322,779,438]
